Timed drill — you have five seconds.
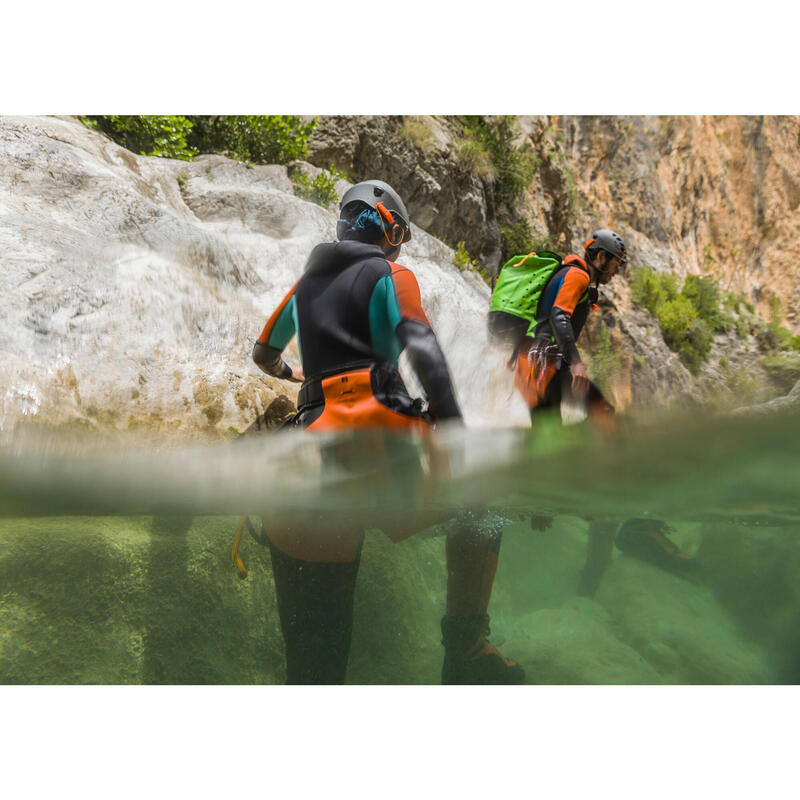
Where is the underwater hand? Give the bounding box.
[287,366,305,383]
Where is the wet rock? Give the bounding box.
[306,115,501,268]
[507,598,664,684]
[697,523,800,681]
[594,555,772,683]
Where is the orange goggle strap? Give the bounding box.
[513,251,538,268]
[376,202,405,247]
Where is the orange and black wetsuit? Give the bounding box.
[513,254,612,420]
[254,240,461,430]
[253,240,463,683]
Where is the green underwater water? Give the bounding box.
[0,406,798,684]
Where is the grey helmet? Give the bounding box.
[584,229,627,267]
[338,179,412,242]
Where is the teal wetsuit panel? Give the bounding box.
[267,294,300,357]
[368,274,404,365]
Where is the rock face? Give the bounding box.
[0,115,527,439]
[306,115,502,268]
[306,115,800,411]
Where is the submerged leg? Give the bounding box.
[441,525,525,684]
[265,518,364,685]
[578,519,619,597]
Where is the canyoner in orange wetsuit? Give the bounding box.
[252,179,523,684]
[511,231,626,427]
[493,230,698,594]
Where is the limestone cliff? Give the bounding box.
[2,114,799,438]
[306,115,800,410]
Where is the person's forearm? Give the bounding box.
[252,341,293,379]
[550,308,581,365]
[397,320,462,421]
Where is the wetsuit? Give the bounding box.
[253,240,464,683]
[254,240,461,430]
[513,254,612,420]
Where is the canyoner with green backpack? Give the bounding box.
[487,250,564,347]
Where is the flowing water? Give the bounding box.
[1,404,798,684]
[1,117,798,685]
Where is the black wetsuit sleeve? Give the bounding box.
[550,307,582,366]
[396,320,462,422]
[252,342,293,379]
[253,283,299,379]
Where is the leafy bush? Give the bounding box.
[630,267,678,310]
[454,135,496,180]
[723,289,754,315]
[677,317,714,374]
[186,115,316,165]
[630,268,717,373]
[453,241,476,270]
[452,241,492,286]
[292,166,345,209]
[81,115,316,165]
[461,116,538,206]
[499,219,535,262]
[81,115,196,160]
[682,274,734,332]
[760,353,800,392]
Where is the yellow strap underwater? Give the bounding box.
[231,516,248,579]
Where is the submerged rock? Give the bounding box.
[507,598,664,684]
[594,555,772,683]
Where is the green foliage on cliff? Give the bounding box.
[498,219,560,264]
[80,115,316,165]
[186,116,316,164]
[453,241,492,286]
[632,267,800,373]
[292,166,345,209]
[631,268,719,374]
[81,116,197,160]
[760,353,800,391]
[461,116,538,206]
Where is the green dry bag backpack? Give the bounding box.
[488,250,563,322]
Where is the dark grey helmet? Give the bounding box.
[338,179,412,242]
[584,229,627,264]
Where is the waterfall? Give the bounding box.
[0,115,528,438]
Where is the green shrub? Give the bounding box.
[629,268,717,373]
[292,166,345,209]
[452,241,492,286]
[453,241,476,270]
[768,291,784,324]
[186,115,316,165]
[499,219,534,262]
[760,353,800,392]
[81,115,197,160]
[81,115,316,166]
[682,275,727,331]
[454,135,496,180]
[676,317,714,374]
[461,116,538,206]
[630,267,678,312]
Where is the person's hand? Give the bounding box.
[570,361,589,398]
[287,366,305,383]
